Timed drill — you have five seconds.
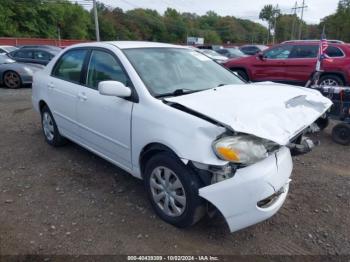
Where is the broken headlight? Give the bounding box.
[213,135,278,165]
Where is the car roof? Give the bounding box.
[66,41,187,50]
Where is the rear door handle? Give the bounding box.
[47,83,54,89]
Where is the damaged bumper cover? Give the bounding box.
[199,146,292,232]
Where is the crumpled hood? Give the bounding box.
[165,82,332,145]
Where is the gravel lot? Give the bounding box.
[0,88,349,256]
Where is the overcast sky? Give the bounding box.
[98,0,338,25]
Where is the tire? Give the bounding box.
[3,71,22,89]
[319,74,344,87]
[332,123,350,145]
[41,106,67,147]
[232,69,249,82]
[144,152,206,228]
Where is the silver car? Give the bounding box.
[0,54,44,88]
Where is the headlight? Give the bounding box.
[213,135,277,165]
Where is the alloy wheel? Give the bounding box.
[4,71,21,88]
[42,112,55,141]
[149,166,186,217]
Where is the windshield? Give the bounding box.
[227,48,245,56]
[201,49,221,56]
[0,55,15,64]
[123,48,244,97]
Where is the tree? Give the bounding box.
[259,4,280,44]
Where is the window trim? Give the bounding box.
[325,45,346,58]
[51,47,90,85]
[82,47,139,103]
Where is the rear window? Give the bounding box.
[289,45,318,58]
[13,50,33,59]
[52,49,87,83]
[325,46,344,57]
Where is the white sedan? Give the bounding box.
[32,41,332,232]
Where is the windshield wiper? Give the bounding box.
[155,89,202,98]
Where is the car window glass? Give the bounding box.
[52,49,87,83]
[289,45,318,58]
[264,45,292,59]
[86,50,128,90]
[34,51,52,61]
[325,46,344,57]
[0,49,5,54]
[14,50,33,59]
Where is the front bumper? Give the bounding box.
[199,146,292,232]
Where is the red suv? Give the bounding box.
[224,40,350,86]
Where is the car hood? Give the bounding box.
[165,82,332,145]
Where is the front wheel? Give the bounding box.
[144,153,205,228]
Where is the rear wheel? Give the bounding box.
[319,75,344,87]
[332,123,350,145]
[41,106,67,147]
[3,71,22,89]
[144,152,206,228]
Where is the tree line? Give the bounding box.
[0,0,349,44]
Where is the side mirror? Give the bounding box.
[98,81,131,98]
[257,52,265,61]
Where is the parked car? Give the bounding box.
[0,45,18,54]
[239,44,269,55]
[0,54,44,88]
[18,45,62,51]
[32,41,332,232]
[196,45,223,51]
[216,47,247,58]
[8,47,60,65]
[225,40,350,86]
[198,49,228,63]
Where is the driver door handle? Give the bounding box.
[78,92,88,101]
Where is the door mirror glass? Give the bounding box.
[98,81,131,98]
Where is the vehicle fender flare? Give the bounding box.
[139,142,183,178]
[313,71,348,85]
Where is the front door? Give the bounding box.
[76,49,133,171]
[251,45,293,82]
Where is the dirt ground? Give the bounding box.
[0,88,349,256]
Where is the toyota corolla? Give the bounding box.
[32,41,332,232]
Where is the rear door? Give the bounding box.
[283,44,318,84]
[48,48,89,140]
[76,48,134,171]
[250,45,292,82]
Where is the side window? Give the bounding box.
[264,45,293,59]
[34,51,52,61]
[52,49,87,83]
[325,46,344,57]
[0,49,5,54]
[289,45,318,58]
[13,50,33,59]
[86,50,128,90]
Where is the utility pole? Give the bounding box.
[93,0,100,41]
[291,1,298,39]
[272,4,279,44]
[298,0,307,40]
